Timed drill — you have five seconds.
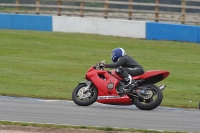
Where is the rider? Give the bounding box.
[101,47,144,92]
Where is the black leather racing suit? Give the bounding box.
[106,55,144,79]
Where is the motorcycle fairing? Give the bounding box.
[133,70,169,80]
[97,95,132,105]
[87,69,119,96]
[133,70,170,84]
[86,68,132,105]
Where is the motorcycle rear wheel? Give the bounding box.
[133,84,163,110]
[72,83,98,106]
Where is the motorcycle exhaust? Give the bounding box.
[159,84,166,91]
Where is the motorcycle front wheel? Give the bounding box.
[72,83,98,106]
[133,84,163,110]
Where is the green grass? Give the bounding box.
[0,29,200,109]
[0,121,187,133]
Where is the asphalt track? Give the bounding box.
[0,96,199,133]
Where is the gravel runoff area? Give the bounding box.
[0,125,139,133]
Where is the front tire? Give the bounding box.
[72,83,98,106]
[133,84,163,110]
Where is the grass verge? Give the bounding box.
[0,121,187,133]
[0,29,200,108]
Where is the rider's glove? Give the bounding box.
[99,62,107,68]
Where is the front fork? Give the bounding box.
[79,81,92,92]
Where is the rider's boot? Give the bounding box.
[115,67,138,93]
[123,75,137,93]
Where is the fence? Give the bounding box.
[0,0,200,24]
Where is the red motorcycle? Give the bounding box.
[72,61,170,110]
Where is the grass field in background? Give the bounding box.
[0,29,199,109]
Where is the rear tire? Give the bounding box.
[133,84,163,110]
[72,83,98,106]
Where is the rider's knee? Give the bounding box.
[116,67,124,75]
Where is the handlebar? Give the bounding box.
[95,60,106,70]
